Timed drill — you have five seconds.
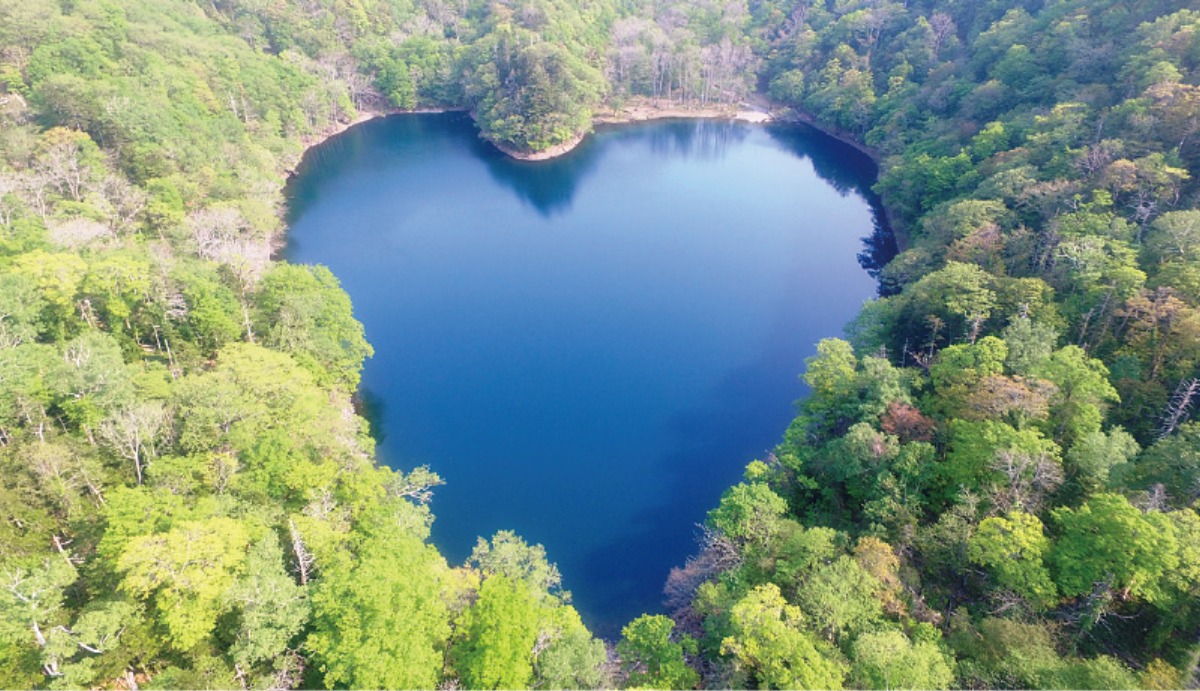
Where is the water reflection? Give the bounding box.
[766,124,898,284]
[638,119,750,161]
[471,119,751,217]
[470,135,604,217]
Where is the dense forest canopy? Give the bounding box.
[1,0,1200,688]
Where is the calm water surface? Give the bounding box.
[284,113,888,635]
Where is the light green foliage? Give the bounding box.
[797,340,912,438]
[930,337,1008,390]
[41,599,140,689]
[1050,493,1180,604]
[950,617,1071,689]
[1145,210,1200,265]
[81,253,152,333]
[1031,345,1119,444]
[225,537,309,671]
[306,517,450,689]
[254,263,373,391]
[773,523,841,583]
[721,583,847,690]
[1051,655,1140,690]
[0,273,47,347]
[118,517,251,651]
[851,629,954,690]
[794,555,883,643]
[617,614,699,690]
[805,339,858,398]
[707,482,788,549]
[941,419,1061,505]
[468,530,563,602]
[534,621,607,689]
[967,512,1057,608]
[927,336,1008,418]
[170,344,374,508]
[890,262,998,350]
[0,556,78,687]
[1162,508,1200,597]
[1066,427,1139,493]
[10,250,87,327]
[451,575,542,690]
[53,331,136,433]
[818,423,899,494]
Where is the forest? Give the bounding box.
[1,0,1199,688]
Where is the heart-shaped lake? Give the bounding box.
[284,112,889,635]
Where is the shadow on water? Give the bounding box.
[284,112,481,225]
[355,386,388,447]
[470,119,751,217]
[469,132,603,217]
[766,124,898,284]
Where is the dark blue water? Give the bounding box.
[284,112,888,635]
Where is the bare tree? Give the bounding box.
[928,12,956,59]
[1159,377,1199,439]
[664,524,741,635]
[189,206,270,341]
[287,520,315,585]
[987,449,1064,514]
[36,137,95,202]
[48,218,111,249]
[16,169,53,223]
[98,174,147,236]
[0,172,19,226]
[27,442,105,515]
[97,402,170,486]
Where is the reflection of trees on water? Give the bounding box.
[286,113,897,277]
[470,135,604,217]
[355,386,388,446]
[766,124,898,288]
[858,215,898,289]
[473,120,750,216]
[639,119,750,160]
[285,113,477,223]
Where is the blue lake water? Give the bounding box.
[284,112,888,635]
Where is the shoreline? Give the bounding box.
[285,98,906,249]
[497,99,774,161]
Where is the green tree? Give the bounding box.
[225,537,309,676]
[1031,345,1119,444]
[117,517,251,651]
[850,629,954,690]
[1050,493,1180,604]
[794,556,883,644]
[468,530,563,602]
[306,515,450,689]
[254,263,373,391]
[707,482,788,550]
[534,621,607,689]
[967,511,1058,608]
[721,583,847,690]
[617,614,699,690]
[451,575,541,690]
